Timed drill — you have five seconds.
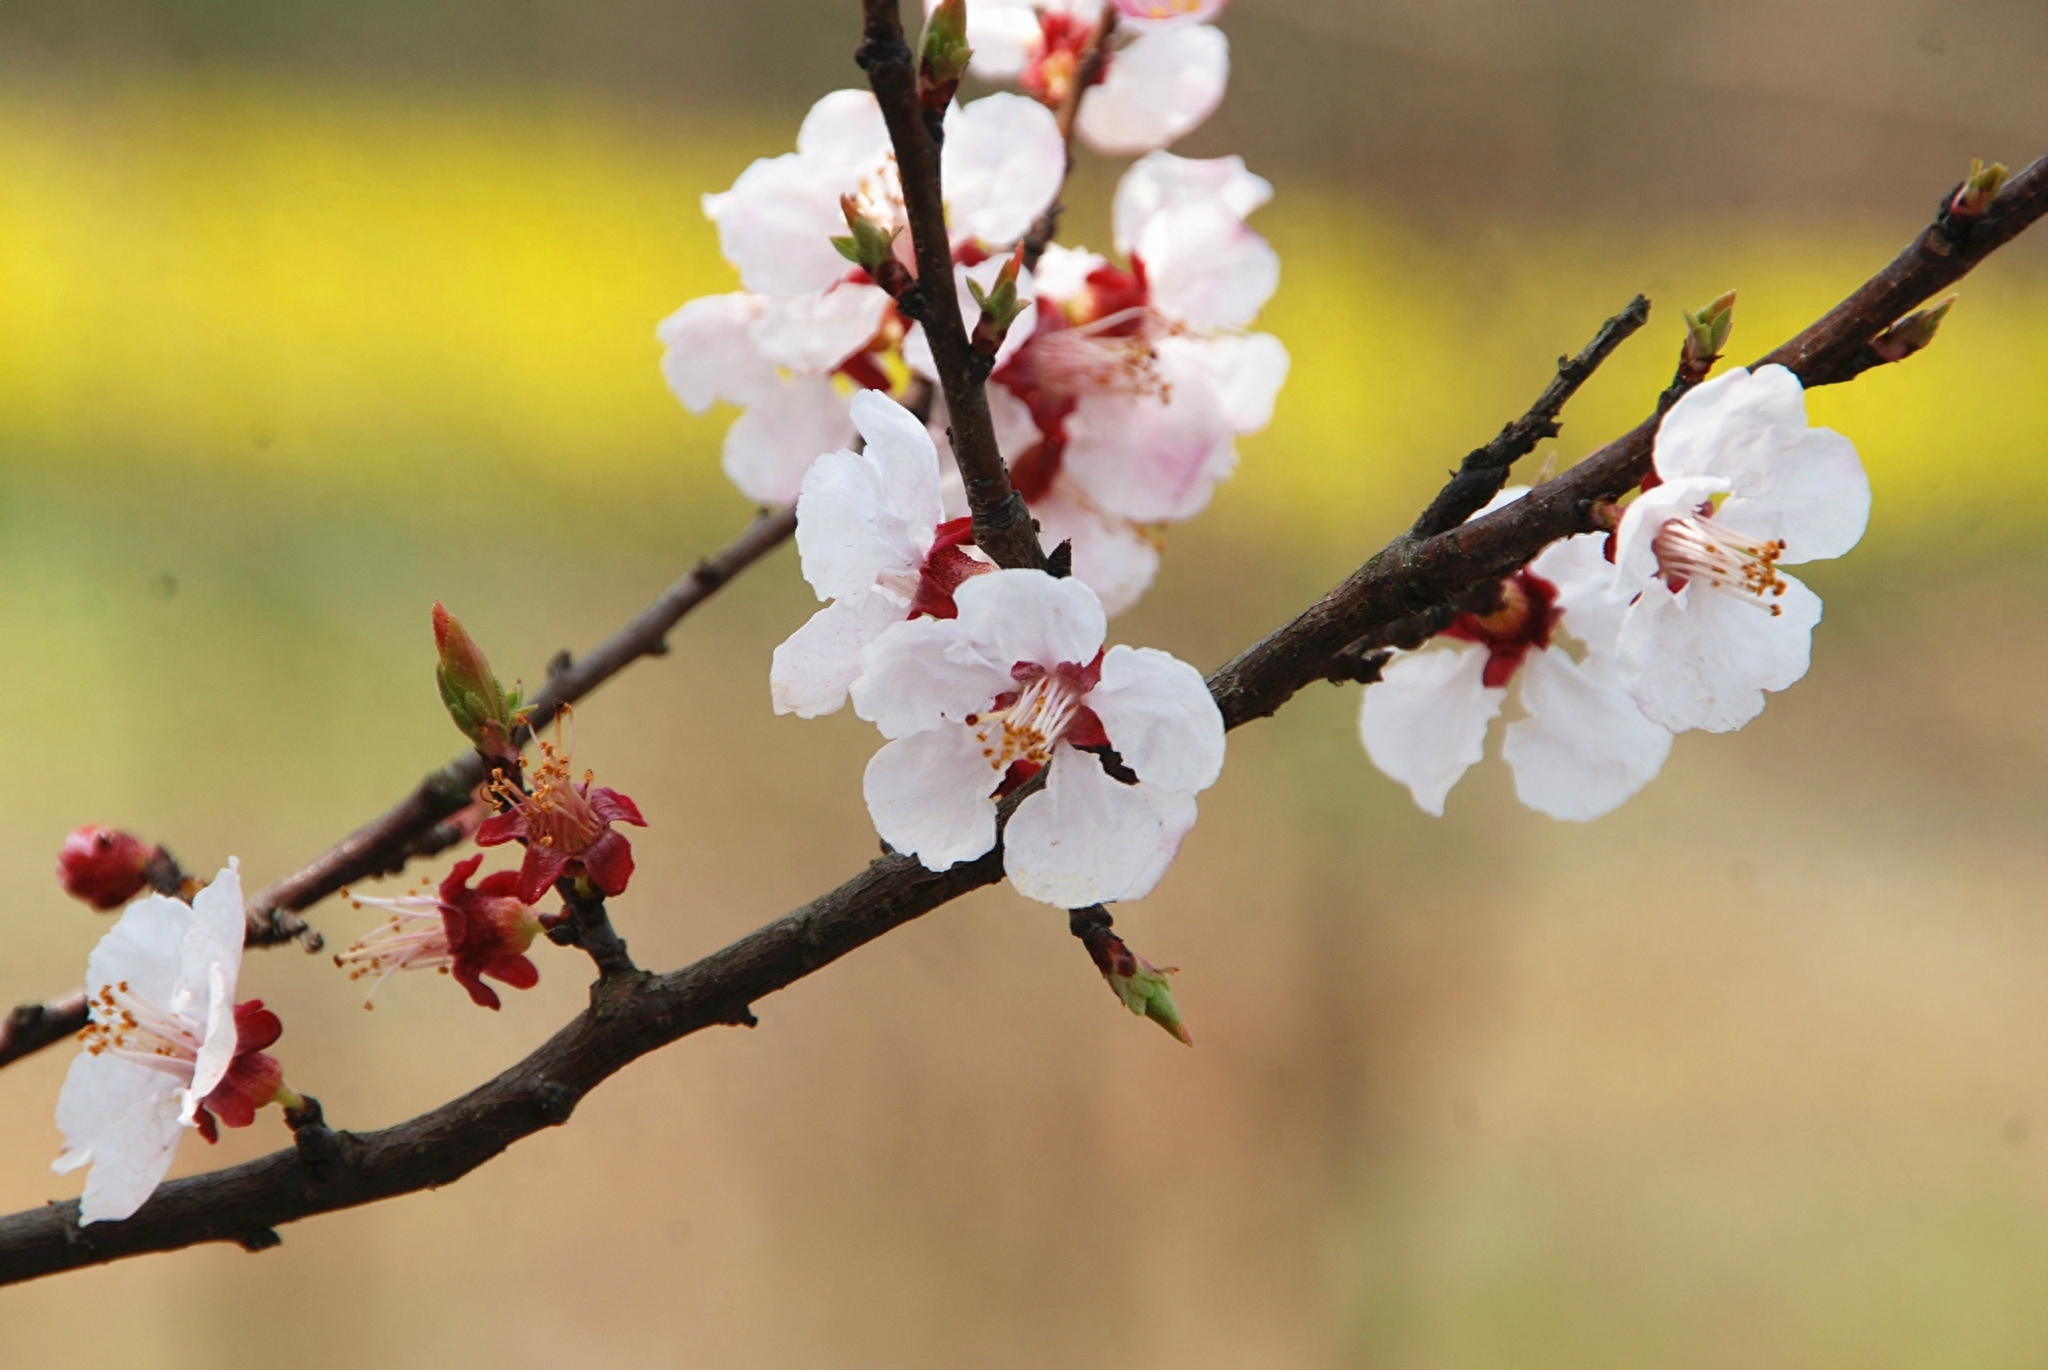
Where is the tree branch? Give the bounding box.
[857,0,1045,570]
[1020,3,1117,268]
[4,155,2043,1288]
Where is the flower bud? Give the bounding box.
[433,602,523,762]
[1072,909,1192,1045]
[918,0,973,114]
[1678,290,1737,384]
[1869,294,1956,364]
[968,247,1028,358]
[56,826,156,911]
[1947,158,2009,226]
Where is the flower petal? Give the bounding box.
[1004,745,1198,905]
[1088,644,1225,792]
[76,1088,186,1225]
[1030,488,1159,616]
[1718,425,1870,565]
[773,592,911,718]
[958,0,1043,77]
[1112,150,1272,256]
[723,375,855,507]
[1654,364,1807,485]
[516,845,575,906]
[852,616,1010,737]
[1136,204,1278,330]
[749,283,892,374]
[582,831,636,897]
[657,293,777,412]
[1076,25,1229,155]
[951,567,1107,672]
[1358,643,1505,816]
[1502,648,1672,821]
[84,893,190,1012]
[943,94,1066,246]
[796,428,937,602]
[1531,531,1632,658]
[54,1053,170,1177]
[588,788,647,827]
[1156,332,1288,432]
[1617,573,1824,733]
[1061,359,1236,522]
[864,726,1004,870]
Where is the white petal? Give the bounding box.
[1061,360,1236,522]
[54,1052,172,1176]
[1653,364,1807,486]
[1718,425,1870,565]
[76,1089,186,1225]
[1136,203,1279,330]
[657,293,776,412]
[1115,0,1231,27]
[772,592,909,718]
[960,0,1043,78]
[1088,645,1224,792]
[864,726,1004,871]
[1609,475,1725,590]
[1502,649,1672,821]
[1030,243,1109,304]
[952,568,1107,671]
[1076,25,1230,155]
[794,88,891,167]
[1358,643,1505,817]
[183,961,237,1121]
[722,377,855,507]
[1617,574,1824,733]
[182,861,245,1003]
[749,283,891,374]
[1112,150,1272,256]
[943,94,1066,246]
[1005,745,1199,905]
[704,152,853,298]
[1030,488,1159,616]
[1156,332,1288,433]
[1531,531,1632,659]
[795,409,942,601]
[852,616,1010,738]
[84,893,191,1011]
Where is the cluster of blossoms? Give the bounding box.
[1362,363,1871,820]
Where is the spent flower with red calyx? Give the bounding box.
[1070,907,1191,1045]
[1441,569,1562,690]
[56,825,180,911]
[919,0,974,115]
[335,855,548,1010]
[186,1001,301,1143]
[1868,294,1957,365]
[433,602,525,764]
[477,707,647,905]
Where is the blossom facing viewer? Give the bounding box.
[772,390,993,717]
[335,855,549,1011]
[53,860,300,1224]
[851,569,1225,907]
[476,713,647,904]
[1611,364,1871,733]
[1361,491,1672,821]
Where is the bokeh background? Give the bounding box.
[3,1,2048,1365]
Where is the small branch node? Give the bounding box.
[235,1229,284,1254]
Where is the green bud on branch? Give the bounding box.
[432,601,524,763]
[1869,293,1956,364]
[918,0,973,114]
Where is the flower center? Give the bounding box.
[490,734,607,856]
[1022,12,1106,107]
[967,666,1090,775]
[1442,568,1560,688]
[1651,513,1790,614]
[82,981,201,1078]
[333,894,456,1005]
[1028,310,1170,401]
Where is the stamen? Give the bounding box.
[971,671,1086,774]
[1652,514,1791,616]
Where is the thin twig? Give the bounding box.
[857,0,1045,570]
[0,992,87,1069]
[1020,3,1117,269]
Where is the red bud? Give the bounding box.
[57,826,156,911]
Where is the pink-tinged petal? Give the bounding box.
[1112,151,1271,256]
[657,293,776,412]
[75,1088,186,1225]
[1088,644,1225,792]
[1617,573,1824,734]
[1061,366,1235,523]
[1358,643,1505,817]
[1718,425,1870,565]
[773,592,911,719]
[1029,243,1110,303]
[1502,649,1672,821]
[1004,745,1198,906]
[851,616,1009,737]
[723,375,855,507]
[943,94,1065,246]
[864,727,1005,871]
[1158,332,1288,433]
[952,568,1107,673]
[1076,25,1229,155]
[516,845,575,906]
[475,810,528,847]
[453,963,505,1011]
[1030,489,1158,617]
[482,952,540,991]
[588,788,646,827]
[750,283,892,374]
[1531,531,1632,659]
[581,831,636,897]
[703,154,852,298]
[1137,204,1278,331]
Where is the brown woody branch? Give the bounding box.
[1,157,2041,1287]
[1020,3,1117,268]
[858,0,1046,571]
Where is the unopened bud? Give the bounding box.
[918,0,973,113]
[1072,909,1191,1045]
[433,602,523,761]
[830,195,902,274]
[1679,290,1737,382]
[968,247,1028,357]
[57,825,156,911]
[1947,158,2010,225]
[1869,294,1956,364]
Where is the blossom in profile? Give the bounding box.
[851,569,1224,907]
[945,0,1230,155]
[53,861,299,1225]
[1360,491,1672,820]
[1611,364,1871,733]
[476,714,647,904]
[772,390,992,717]
[929,151,1286,614]
[335,855,549,1011]
[661,89,1064,505]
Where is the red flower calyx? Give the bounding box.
[194,1000,301,1144]
[477,710,647,905]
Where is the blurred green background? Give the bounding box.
[2,2,2047,1366]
